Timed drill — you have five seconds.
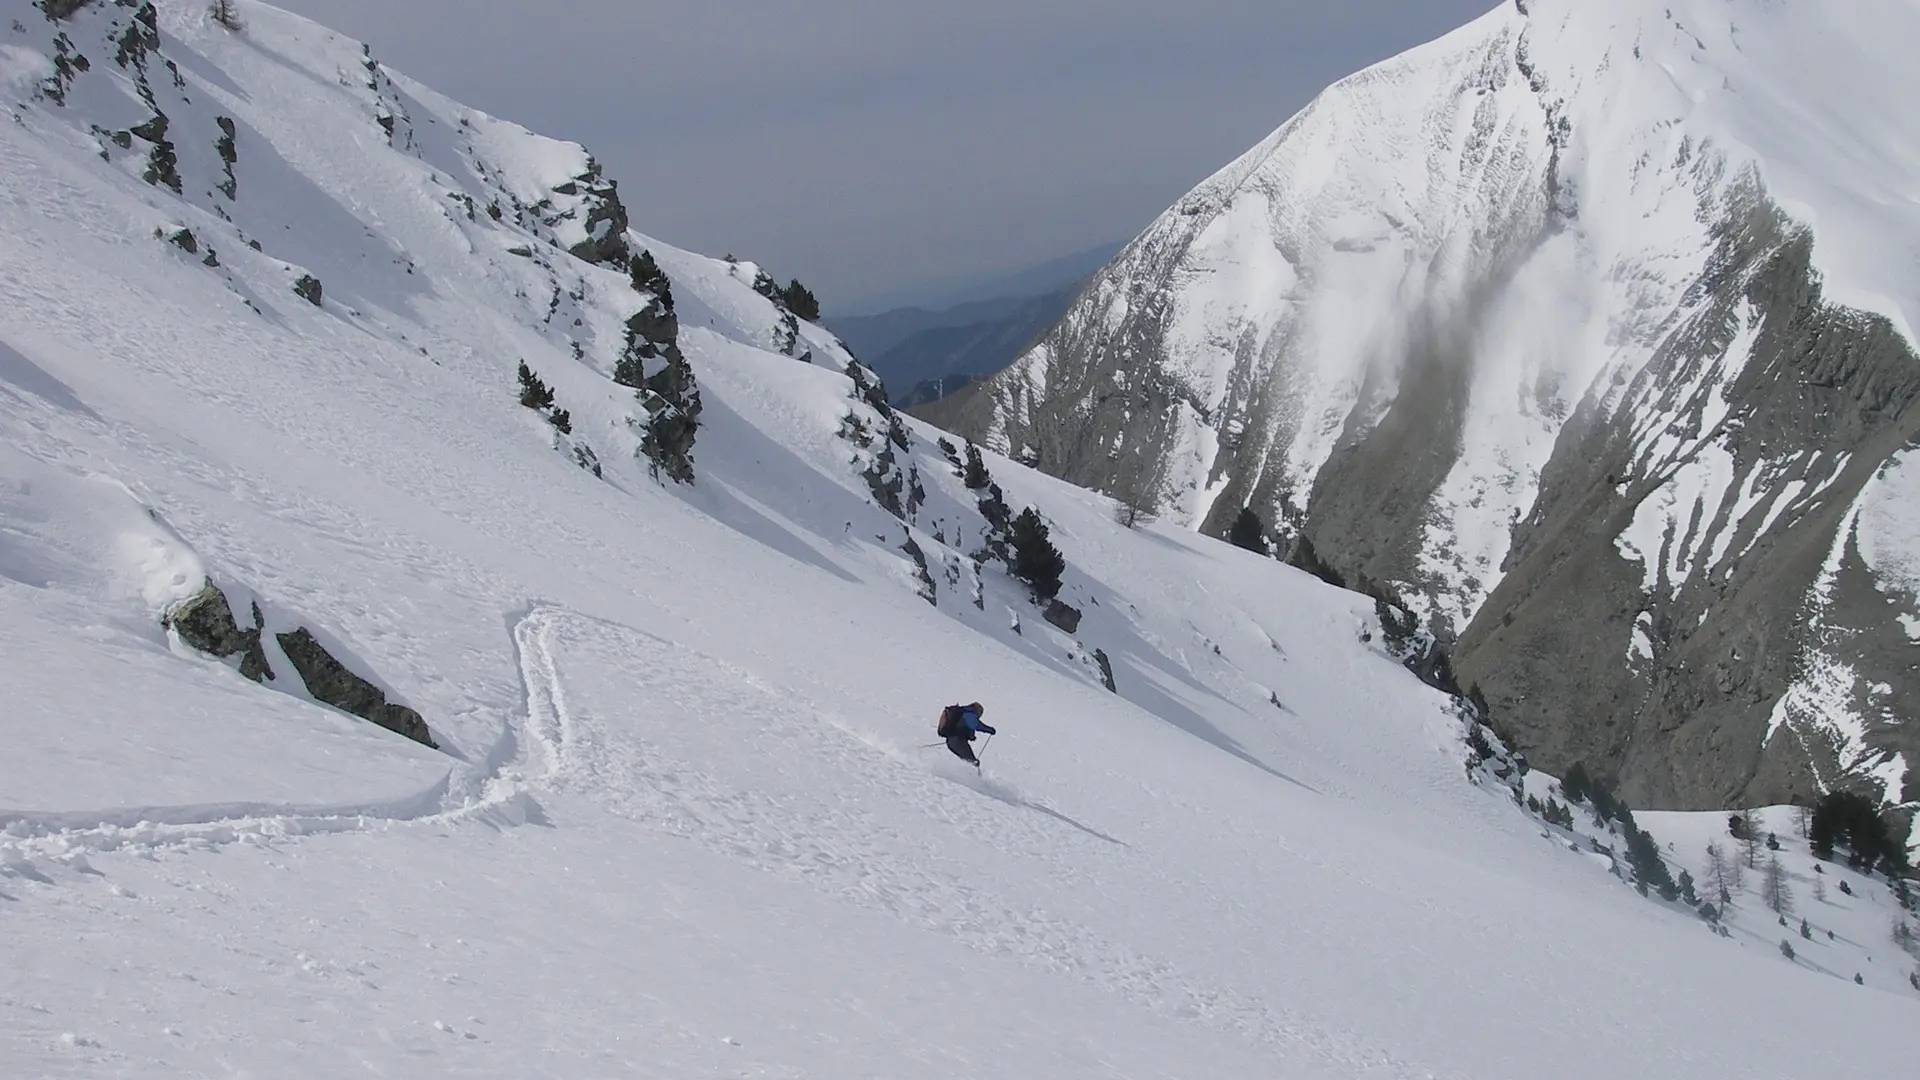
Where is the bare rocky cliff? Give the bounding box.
[945,0,1920,813]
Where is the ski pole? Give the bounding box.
[976,733,993,766]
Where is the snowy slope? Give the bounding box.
[949,0,1920,814]
[1,3,1917,1077]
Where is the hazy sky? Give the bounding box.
[274,1,1496,312]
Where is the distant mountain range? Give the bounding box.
[828,287,1084,408]
[826,245,1117,408]
[831,242,1122,320]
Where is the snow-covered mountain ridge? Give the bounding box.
[949,0,1920,813]
[2,2,1917,1075]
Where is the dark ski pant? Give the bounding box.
[944,734,978,765]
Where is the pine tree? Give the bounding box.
[1809,791,1905,872]
[1780,939,1795,961]
[1800,918,1812,939]
[1375,597,1419,655]
[1561,763,1592,807]
[1626,826,1678,901]
[1228,507,1268,554]
[1679,869,1698,906]
[628,250,673,308]
[1008,507,1065,602]
[517,362,554,410]
[962,442,991,491]
[210,0,243,31]
[779,279,820,322]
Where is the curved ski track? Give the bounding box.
[0,604,1447,1080]
[0,605,576,863]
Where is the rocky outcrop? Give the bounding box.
[292,274,322,306]
[837,362,921,521]
[165,581,437,750]
[902,536,936,606]
[615,265,700,485]
[164,583,272,682]
[275,628,436,748]
[1043,600,1083,635]
[555,161,630,267]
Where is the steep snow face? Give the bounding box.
[952,0,1920,811]
[6,3,1920,1077]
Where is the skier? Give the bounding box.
[936,701,995,766]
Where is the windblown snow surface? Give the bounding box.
[0,2,1915,1077]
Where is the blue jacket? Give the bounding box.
[960,708,996,736]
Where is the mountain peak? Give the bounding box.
[946,0,1920,814]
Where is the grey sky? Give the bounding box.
[274,1,1496,313]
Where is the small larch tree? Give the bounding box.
[1705,841,1734,904]
[1763,854,1795,915]
[210,0,243,31]
[1737,808,1765,868]
[1114,490,1158,529]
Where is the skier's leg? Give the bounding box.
[945,735,978,764]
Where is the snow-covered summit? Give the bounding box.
[2,2,1918,1075]
[949,0,1920,814]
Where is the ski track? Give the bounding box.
[0,603,1441,1080]
[0,605,565,865]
